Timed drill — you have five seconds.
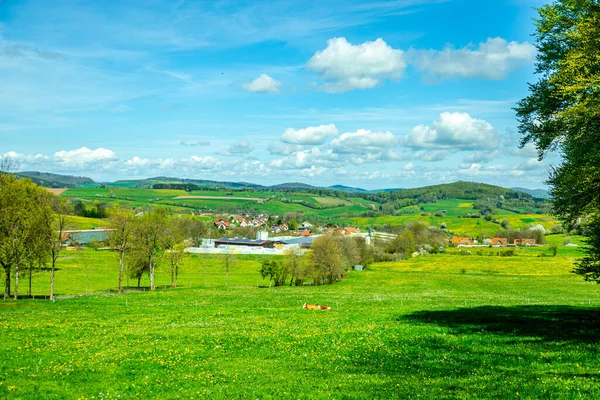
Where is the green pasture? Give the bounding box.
[65,216,108,230]
[2,244,600,399]
[420,199,481,217]
[187,190,277,198]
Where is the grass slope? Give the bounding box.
[2,246,600,399]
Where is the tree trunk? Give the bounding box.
[149,260,155,291]
[29,268,32,297]
[50,257,55,301]
[14,261,19,300]
[171,260,175,288]
[118,250,124,294]
[137,276,141,288]
[4,267,10,300]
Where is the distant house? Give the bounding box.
[270,223,289,233]
[514,238,536,246]
[491,238,507,246]
[301,222,313,228]
[236,216,250,227]
[297,227,312,236]
[451,237,473,245]
[214,218,230,230]
[343,227,360,235]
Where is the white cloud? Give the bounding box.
[281,124,339,145]
[413,150,449,162]
[331,129,398,153]
[242,74,282,94]
[270,147,339,170]
[405,112,499,150]
[183,155,221,170]
[404,162,414,171]
[220,141,255,155]
[307,37,406,92]
[124,156,151,167]
[53,147,118,168]
[412,37,536,80]
[2,151,48,164]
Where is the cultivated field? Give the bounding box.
[2,242,599,399]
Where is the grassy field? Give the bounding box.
[2,241,600,399]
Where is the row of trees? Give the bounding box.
[260,234,370,287]
[108,207,211,292]
[0,170,69,300]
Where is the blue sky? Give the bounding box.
[1,0,556,189]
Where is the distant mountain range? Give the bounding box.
[13,171,550,198]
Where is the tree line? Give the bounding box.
[259,234,371,287]
[0,171,69,300]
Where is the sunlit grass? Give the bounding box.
[2,245,600,399]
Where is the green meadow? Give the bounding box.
[2,240,600,399]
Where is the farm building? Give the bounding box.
[279,236,318,249]
[214,238,275,248]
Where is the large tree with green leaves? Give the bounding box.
[515,0,600,282]
[108,205,135,293]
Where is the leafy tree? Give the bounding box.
[515,0,600,282]
[310,234,345,285]
[388,230,416,256]
[259,259,289,287]
[164,217,187,288]
[128,208,168,290]
[39,195,72,301]
[0,175,50,299]
[108,205,135,293]
[284,247,308,286]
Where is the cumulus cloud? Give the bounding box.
[405,112,499,150]
[307,37,406,92]
[220,141,255,155]
[411,37,536,80]
[330,129,401,164]
[270,147,339,170]
[281,124,339,145]
[182,155,221,170]
[2,151,48,164]
[331,129,398,153]
[124,156,151,167]
[413,150,450,162]
[53,147,118,168]
[242,74,282,94]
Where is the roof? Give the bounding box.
[281,236,318,247]
[215,238,270,246]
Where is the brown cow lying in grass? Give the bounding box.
[302,303,331,310]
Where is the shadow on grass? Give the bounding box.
[402,305,600,343]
